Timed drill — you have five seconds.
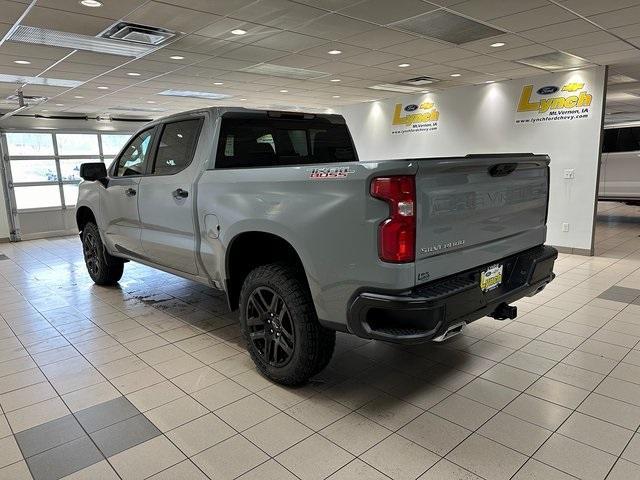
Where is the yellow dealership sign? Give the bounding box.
[515,82,593,125]
[391,101,440,134]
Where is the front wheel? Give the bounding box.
[82,222,124,285]
[239,263,335,386]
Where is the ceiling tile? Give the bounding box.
[229,0,326,29]
[492,44,555,61]
[158,0,257,15]
[22,6,114,35]
[588,4,640,28]
[546,31,621,50]
[195,19,279,43]
[0,0,30,24]
[339,50,402,66]
[448,0,549,21]
[251,31,329,52]
[338,0,438,25]
[491,5,579,32]
[381,37,450,56]
[124,2,222,33]
[36,0,147,20]
[269,54,328,68]
[217,44,288,63]
[557,0,640,17]
[518,19,599,42]
[291,13,376,40]
[341,28,415,49]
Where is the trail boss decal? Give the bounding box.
[516,81,593,125]
[391,101,439,135]
[309,167,354,179]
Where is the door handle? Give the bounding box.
[173,188,189,199]
[125,188,136,197]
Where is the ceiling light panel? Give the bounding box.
[517,51,591,70]
[0,74,84,87]
[393,10,506,44]
[8,25,155,57]
[241,64,329,80]
[369,83,427,93]
[158,89,232,100]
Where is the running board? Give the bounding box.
[432,322,466,342]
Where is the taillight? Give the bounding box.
[370,175,416,263]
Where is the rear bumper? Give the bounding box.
[347,245,557,344]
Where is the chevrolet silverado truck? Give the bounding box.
[76,107,557,385]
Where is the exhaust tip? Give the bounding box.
[432,322,466,342]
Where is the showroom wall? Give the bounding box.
[340,66,607,254]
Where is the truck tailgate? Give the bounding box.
[414,154,550,285]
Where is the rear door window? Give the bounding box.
[152,118,203,175]
[215,116,356,168]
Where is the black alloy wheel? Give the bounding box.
[245,286,295,367]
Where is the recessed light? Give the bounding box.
[170,55,184,60]
[97,86,109,90]
[485,80,495,83]
[330,78,341,82]
[55,103,64,106]
[328,50,342,55]
[213,82,224,85]
[80,0,102,7]
[231,29,247,35]
[280,89,288,93]
[421,90,429,93]
[146,100,156,103]
[13,60,31,65]
[490,42,505,47]
[398,63,411,68]
[450,73,461,77]
[127,72,141,76]
[74,95,84,99]
[332,95,340,98]
[240,98,247,101]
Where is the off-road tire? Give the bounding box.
[239,263,335,385]
[82,222,124,285]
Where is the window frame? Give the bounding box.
[111,126,158,178]
[148,117,204,177]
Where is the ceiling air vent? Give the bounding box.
[401,76,439,86]
[100,22,175,46]
[392,10,505,44]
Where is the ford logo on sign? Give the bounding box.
[537,86,559,95]
[404,104,419,112]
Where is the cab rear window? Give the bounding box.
[215,116,357,168]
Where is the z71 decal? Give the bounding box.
[309,167,354,179]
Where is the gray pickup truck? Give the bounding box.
[77,107,557,385]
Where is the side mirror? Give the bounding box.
[80,162,107,181]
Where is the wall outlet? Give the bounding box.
[562,222,570,232]
[563,169,575,179]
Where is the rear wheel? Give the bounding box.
[239,263,335,385]
[82,222,124,285]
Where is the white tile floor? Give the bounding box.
[0,201,638,479]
